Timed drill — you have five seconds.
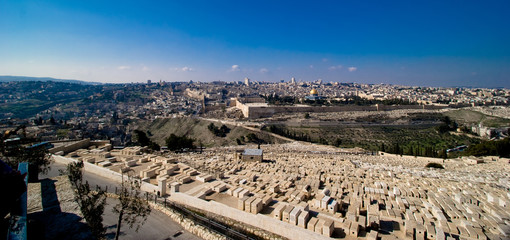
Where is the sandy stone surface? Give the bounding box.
[27,175,93,240]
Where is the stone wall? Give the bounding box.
[236,101,446,118]
[149,202,227,240]
[49,139,91,154]
[27,175,93,239]
[379,152,445,165]
[52,155,158,193]
[90,140,111,147]
[204,104,226,113]
[184,204,285,240]
[169,192,331,240]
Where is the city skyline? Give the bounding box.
[1,1,509,87]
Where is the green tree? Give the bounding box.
[57,129,69,139]
[207,123,215,132]
[465,138,510,157]
[63,161,106,239]
[133,130,151,147]
[133,130,160,151]
[438,149,448,159]
[406,146,413,156]
[34,116,43,125]
[437,116,458,133]
[165,134,194,152]
[148,142,160,151]
[219,124,230,135]
[246,133,261,143]
[111,112,119,124]
[207,123,230,137]
[113,174,151,240]
[333,138,342,147]
[0,127,52,182]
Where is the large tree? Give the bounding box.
[0,126,52,182]
[132,130,151,147]
[63,161,106,239]
[165,134,194,152]
[133,130,160,151]
[113,173,151,240]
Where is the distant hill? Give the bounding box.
[0,75,102,85]
[137,117,287,148]
[0,80,101,119]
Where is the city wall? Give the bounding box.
[236,100,446,118]
[204,104,226,113]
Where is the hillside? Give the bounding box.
[444,109,510,128]
[137,118,287,148]
[0,75,101,85]
[262,110,481,156]
[0,81,101,119]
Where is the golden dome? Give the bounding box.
[310,89,318,95]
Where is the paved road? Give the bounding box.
[42,162,123,194]
[40,162,202,240]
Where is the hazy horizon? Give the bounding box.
[1,1,509,88]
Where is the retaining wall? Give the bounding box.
[52,155,158,193]
[169,192,331,240]
[379,152,445,165]
[150,203,227,240]
[49,139,91,154]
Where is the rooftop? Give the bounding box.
[243,149,263,156]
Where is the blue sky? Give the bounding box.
[1,0,509,87]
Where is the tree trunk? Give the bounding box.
[115,210,123,240]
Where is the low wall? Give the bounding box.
[52,155,158,193]
[90,140,110,147]
[401,155,445,165]
[149,203,227,240]
[169,192,331,240]
[379,152,445,165]
[49,139,91,154]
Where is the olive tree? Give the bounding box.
[0,126,52,182]
[113,173,151,240]
[63,161,106,239]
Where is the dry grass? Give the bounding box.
[444,109,510,127]
[136,117,275,148]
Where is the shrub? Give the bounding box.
[425,162,444,169]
